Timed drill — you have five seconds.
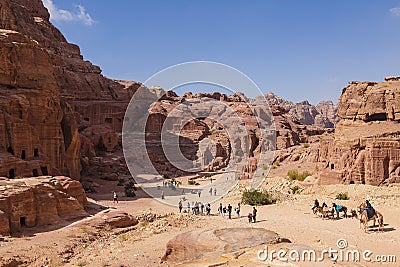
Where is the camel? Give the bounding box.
[359,209,384,233]
[358,203,376,226]
[315,206,334,220]
[350,209,358,219]
[332,203,348,219]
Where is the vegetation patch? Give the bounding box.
[242,189,276,206]
[124,181,136,197]
[336,192,350,200]
[287,170,311,181]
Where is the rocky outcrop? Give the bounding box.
[139,91,275,180]
[269,104,331,150]
[77,210,138,229]
[0,0,140,180]
[0,176,88,235]
[162,228,290,264]
[318,81,400,185]
[264,92,337,128]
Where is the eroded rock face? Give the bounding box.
[318,81,400,185]
[0,0,140,180]
[270,104,331,150]
[264,92,337,128]
[162,227,290,264]
[0,176,88,235]
[141,92,274,180]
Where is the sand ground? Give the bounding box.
[0,181,399,267]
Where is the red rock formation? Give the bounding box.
[264,92,337,128]
[0,1,140,180]
[318,81,400,185]
[162,228,289,264]
[143,92,272,180]
[0,176,88,235]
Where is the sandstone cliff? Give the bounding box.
[0,176,87,235]
[318,81,400,185]
[0,0,138,180]
[264,92,337,128]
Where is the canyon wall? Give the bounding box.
[318,81,400,185]
[0,0,138,180]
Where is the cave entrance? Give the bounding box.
[330,163,335,170]
[105,118,113,124]
[9,169,15,179]
[366,113,387,122]
[349,181,355,184]
[41,166,48,176]
[21,150,26,160]
[32,169,39,177]
[20,217,26,227]
[7,146,14,155]
[34,149,39,157]
[383,156,390,180]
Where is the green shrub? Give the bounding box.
[241,190,276,206]
[290,186,301,194]
[303,143,310,148]
[336,192,349,200]
[124,181,136,197]
[287,170,311,181]
[188,180,196,185]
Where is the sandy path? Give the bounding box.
[1,188,399,266]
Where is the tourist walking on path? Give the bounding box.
[227,204,232,219]
[113,191,118,203]
[161,190,165,199]
[235,203,240,218]
[187,202,191,213]
[218,203,223,216]
[209,187,213,196]
[252,207,257,223]
[214,188,217,196]
[198,190,201,198]
[223,206,227,217]
[179,200,183,213]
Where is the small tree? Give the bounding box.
[242,190,276,206]
[124,181,136,197]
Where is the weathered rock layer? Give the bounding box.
[0,176,88,235]
[318,81,400,185]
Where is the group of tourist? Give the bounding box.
[179,200,212,215]
[163,180,179,189]
[217,203,241,219]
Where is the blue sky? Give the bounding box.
[43,1,400,104]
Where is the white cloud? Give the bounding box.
[42,0,95,26]
[389,7,400,16]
